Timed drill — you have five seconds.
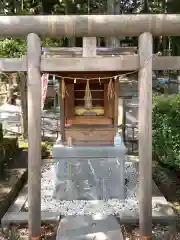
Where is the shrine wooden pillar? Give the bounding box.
[60,81,65,142]
[114,78,119,132]
[138,32,152,239]
[27,33,42,240]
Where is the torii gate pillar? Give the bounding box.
[138,32,152,239]
[27,33,42,240]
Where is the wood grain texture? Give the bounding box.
[114,79,119,130]
[65,83,74,119]
[43,47,137,56]
[66,116,112,125]
[104,81,114,119]
[41,55,139,72]
[0,15,180,37]
[27,33,41,239]
[59,81,65,141]
[65,126,115,145]
[1,56,180,72]
[138,32,152,237]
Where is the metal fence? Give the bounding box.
[0,111,61,139]
[122,98,138,154]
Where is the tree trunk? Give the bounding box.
[18,73,28,138]
[68,37,76,47]
[143,0,149,13]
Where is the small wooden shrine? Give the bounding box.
[43,38,137,145]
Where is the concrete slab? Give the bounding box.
[56,215,123,240]
[117,180,176,225]
[52,145,126,159]
[124,160,175,224]
[5,184,27,212]
[2,156,175,231]
[1,211,60,230]
[0,168,27,221]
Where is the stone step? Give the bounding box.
[56,215,123,240]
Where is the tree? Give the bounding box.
[0,39,28,137]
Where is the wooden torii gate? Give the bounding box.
[0,14,180,240]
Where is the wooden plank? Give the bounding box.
[0,15,180,37]
[82,37,97,57]
[66,116,112,125]
[122,99,126,142]
[104,82,114,119]
[65,127,115,142]
[41,56,180,72]
[27,33,41,240]
[59,81,65,142]
[118,98,123,127]
[65,83,74,119]
[41,55,139,72]
[114,79,119,131]
[0,55,180,72]
[0,57,26,72]
[138,32,152,237]
[153,56,180,70]
[42,47,137,56]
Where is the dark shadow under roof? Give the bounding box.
[42,47,137,57]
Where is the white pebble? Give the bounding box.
[24,162,149,216]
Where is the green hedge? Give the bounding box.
[0,123,3,141]
[0,137,19,169]
[19,141,52,159]
[153,94,180,168]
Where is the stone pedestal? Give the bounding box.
[52,145,127,200]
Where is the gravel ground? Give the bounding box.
[23,161,156,216]
[24,161,140,215]
[1,159,179,239]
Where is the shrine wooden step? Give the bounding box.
[65,126,115,146]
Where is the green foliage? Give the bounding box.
[0,123,3,141]
[0,39,26,58]
[0,137,19,170]
[42,142,53,158]
[153,94,180,168]
[42,38,64,47]
[19,141,52,158]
